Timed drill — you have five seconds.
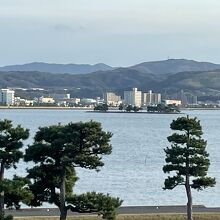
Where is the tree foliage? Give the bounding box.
[27,164,77,207]
[0,119,29,218]
[125,105,142,112]
[118,104,124,111]
[0,119,29,170]
[3,176,33,210]
[25,121,116,220]
[148,104,180,113]
[94,104,109,112]
[163,116,215,220]
[125,105,133,112]
[67,192,122,220]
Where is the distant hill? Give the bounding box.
[0,68,159,97]
[1,67,220,98]
[1,59,220,75]
[1,59,220,98]
[129,59,220,75]
[156,70,220,94]
[0,62,114,74]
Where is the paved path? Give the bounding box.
[5,206,220,217]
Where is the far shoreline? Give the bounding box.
[0,106,93,110]
[89,110,182,114]
[1,106,220,111]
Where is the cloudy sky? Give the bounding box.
[0,0,220,66]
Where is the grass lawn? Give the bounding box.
[13,213,220,220]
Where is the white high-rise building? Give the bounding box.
[142,90,161,106]
[124,88,142,107]
[0,89,15,106]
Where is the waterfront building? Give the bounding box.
[124,88,142,107]
[0,89,15,105]
[80,98,97,105]
[39,97,55,104]
[142,90,161,106]
[49,93,71,101]
[164,99,182,106]
[57,100,67,107]
[96,97,105,105]
[57,98,81,106]
[14,97,27,106]
[185,94,198,105]
[25,99,35,106]
[104,92,121,106]
[174,90,198,106]
[67,98,81,105]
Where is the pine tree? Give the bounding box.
[163,116,216,220]
[0,119,29,219]
[25,121,119,220]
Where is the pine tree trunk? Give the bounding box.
[185,175,193,220]
[59,208,67,220]
[59,169,67,220]
[185,122,193,220]
[0,162,4,215]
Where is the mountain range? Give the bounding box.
[0,62,114,74]
[129,59,220,75]
[1,59,220,99]
[1,59,220,75]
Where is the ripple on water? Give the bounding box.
[0,109,220,207]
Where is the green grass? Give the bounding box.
[13,213,220,220]
[117,214,220,220]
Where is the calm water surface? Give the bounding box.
[0,109,220,207]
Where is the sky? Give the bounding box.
[0,0,220,66]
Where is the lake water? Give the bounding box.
[0,109,220,207]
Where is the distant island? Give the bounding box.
[93,104,181,114]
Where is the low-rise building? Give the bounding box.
[66,98,81,105]
[14,97,25,106]
[96,97,105,105]
[50,93,71,101]
[80,98,97,105]
[25,99,35,106]
[57,100,67,107]
[164,99,182,106]
[39,97,55,104]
